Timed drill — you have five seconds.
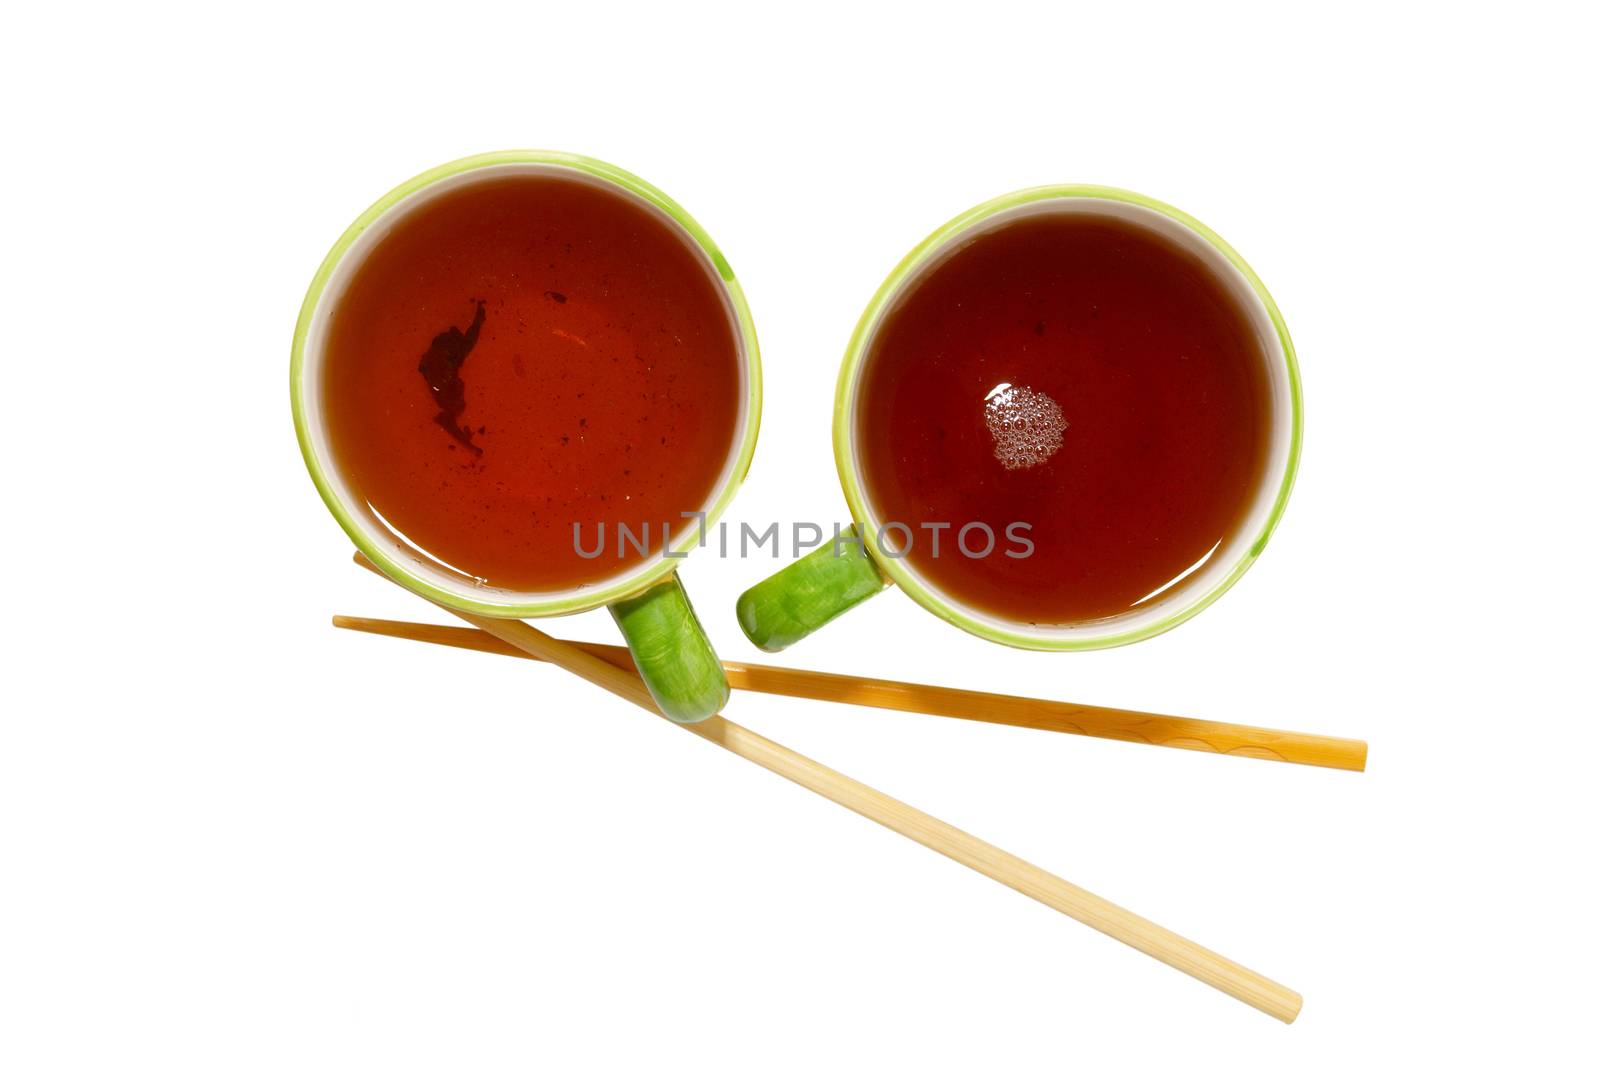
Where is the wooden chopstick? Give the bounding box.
[350,558,650,707]
[332,614,1366,772]
[344,556,1303,1021]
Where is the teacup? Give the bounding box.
[738,185,1299,651]
[293,151,760,719]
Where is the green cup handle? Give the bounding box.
[736,524,890,652]
[610,572,729,723]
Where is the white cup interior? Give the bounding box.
[843,195,1297,646]
[296,162,755,613]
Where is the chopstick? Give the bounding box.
[346,554,1304,1021]
[350,555,650,707]
[332,614,1366,772]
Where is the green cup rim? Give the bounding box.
[831,184,1303,651]
[290,150,762,618]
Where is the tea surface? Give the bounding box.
[323,173,742,592]
[856,209,1272,626]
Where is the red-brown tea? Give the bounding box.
[322,172,742,592]
[856,209,1272,625]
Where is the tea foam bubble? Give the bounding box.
[984,383,1066,470]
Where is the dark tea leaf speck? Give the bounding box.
[416,300,487,455]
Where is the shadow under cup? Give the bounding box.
[738,186,1300,652]
[292,152,761,720]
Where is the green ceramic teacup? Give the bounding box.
[292,151,761,721]
[738,185,1300,653]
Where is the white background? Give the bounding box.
[4,2,1597,1067]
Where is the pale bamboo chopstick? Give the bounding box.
[332,614,1366,771]
[350,554,649,707]
[347,556,1303,1021]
